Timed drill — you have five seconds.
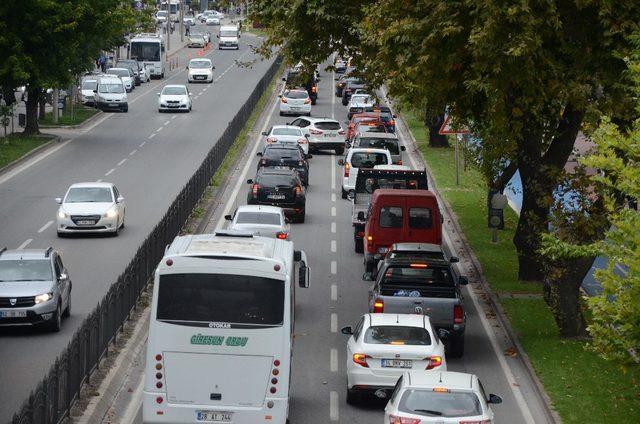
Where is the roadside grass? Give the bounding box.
[39,106,97,126]
[0,134,51,168]
[210,62,282,187]
[403,108,640,423]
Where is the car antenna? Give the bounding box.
[439,372,443,383]
[396,314,399,324]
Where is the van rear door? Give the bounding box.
[374,195,405,253]
[405,195,441,245]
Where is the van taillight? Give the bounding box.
[344,162,350,177]
[454,305,464,324]
[281,97,287,103]
[397,160,403,165]
[252,184,260,195]
[373,298,384,313]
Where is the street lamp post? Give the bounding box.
[179,0,184,43]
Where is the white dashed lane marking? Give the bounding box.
[117,158,127,166]
[331,261,337,274]
[331,222,336,233]
[105,168,115,176]
[18,239,32,249]
[331,284,337,301]
[148,133,156,139]
[38,221,54,233]
[129,150,137,156]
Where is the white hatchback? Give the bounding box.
[105,68,134,92]
[225,205,290,239]
[262,125,309,154]
[341,313,447,404]
[279,89,311,116]
[384,370,502,423]
[158,85,192,112]
[187,58,215,83]
[339,147,392,198]
[56,182,126,236]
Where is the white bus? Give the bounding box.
[143,231,310,424]
[160,0,180,22]
[128,33,166,79]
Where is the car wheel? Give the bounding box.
[448,334,465,358]
[62,294,71,318]
[57,231,65,238]
[48,304,62,332]
[355,238,364,253]
[122,105,128,113]
[346,388,361,405]
[112,225,120,237]
[279,111,284,116]
[335,147,344,155]
[341,187,348,199]
[365,258,375,274]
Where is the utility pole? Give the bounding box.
[179,0,184,43]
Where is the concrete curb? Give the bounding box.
[0,134,61,177]
[38,110,104,130]
[393,108,561,424]
[74,306,150,424]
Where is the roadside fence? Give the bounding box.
[9,55,283,424]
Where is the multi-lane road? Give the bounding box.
[101,61,555,423]
[0,26,275,422]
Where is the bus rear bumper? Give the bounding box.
[143,392,288,423]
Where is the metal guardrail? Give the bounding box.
[9,55,283,424]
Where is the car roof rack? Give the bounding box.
[44,246,53,257]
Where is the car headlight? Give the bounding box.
[57,210,68,219]
[103,207,118,218]
[35,293,53,304]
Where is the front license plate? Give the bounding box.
[324,133,337,138]
[196,76,205,80]
[108,103,117,107]
[78,220,95,225]
[268,194,286,200]
[0,310,27,318]
[196,411,233,422]
[381,359,413,368]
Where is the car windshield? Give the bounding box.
[65,187,113,203]
[236,212,281,225]
[0,260,53,282]
[272,127,303,136]
[398,389,482,418]
[82,80,97,90]
[107,69,129,77]
[189,60,211,69]
[350,152,389,168]
[157,11,167,16]
[162,86,187,95]
[364,326,432,346]
[220,30,237,37]
[358,137,400,154]
[98,83,124,94]
[191,30,204,36]
[284,90,308,99]
[315,121,341,131]
[351,95,371,103]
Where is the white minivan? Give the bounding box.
[94,76,128,113]
[218,25,240,49]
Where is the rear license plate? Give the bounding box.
[290,106,300,110]
[273,166,290,170]
[196,411,233,422]
[0,310,27,318]
[324,133,336,138]
[381,359,413,368]
[78,220,95,225]
[268,194,286,200]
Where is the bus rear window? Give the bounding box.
[157,273,284,326]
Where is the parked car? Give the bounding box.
[115,60,142,86]
[0,247,72,331]
[94,75,128,112]
[225,205,290,239]
[105,67,134,92]
[79,77,98,106]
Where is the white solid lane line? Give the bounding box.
[18,239,32,249]
[148,133,156,139]
[105,168,116,176]
[331,284,337,301]
[117,158,127,166]
[331,222,336,233]
[38,221,54,233]
[129,149,137,156]
[330,349,338,372]
[122,374,145,424]
[331,261,337,275]
[329,391,339,421]
[330,240,337,253]
[330,313,337,333]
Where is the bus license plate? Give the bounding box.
[196,411,233,422]
[381,359,413,368]
[0,310,27,318]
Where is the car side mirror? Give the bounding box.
[488,394,503,404]
[304,133,310,138]
[285,217,291,224]
[341,326,353,335]
[357,211,365,220]
[55,197,62,204]
[338,159,344,166]
[401,146,406,151]
[59,273,68,281]
[450,256,460,263]
[306,154,313,159]
[458,276,469,285]
[278,94,282,98]
[362,272,373,281]
[116,196,125,203]
[216,34,220,38]
[224,214,232,221]
[438,328,450,339]
[256,152,263,157]
[213,66,216,69]
[247,179,254,184]
[186,65,189,70]
[261,131,268,136]
[345,141,351,148]
[298,254,310,288]
[92,89,97,93]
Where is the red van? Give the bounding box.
[363,189,442,273]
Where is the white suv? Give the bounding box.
[287,116,345,154]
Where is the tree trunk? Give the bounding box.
[38,95,46,120]
[24,87,41,135]
[2,86,15,107]
[543,257,593,338]
[425,111,449,147]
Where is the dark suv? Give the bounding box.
[257,145,311,186]
[0,247,72,331]
[247,168,307,222]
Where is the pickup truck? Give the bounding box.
[351,168,428,253]
[366,252,468,358]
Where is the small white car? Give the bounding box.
[384,371,502,423]
[56,182,126,237]
[105,68,134,92]
[155,10,168,24]
[206,16,220,25]
[288,117,345,154]
[225,205,290,239]
[339,147,392,198]
[158,85,192,112]
[262,125,309,154]
[183,16,196,26]
[187,58,215,83]
[187,33,207,48]
[342,313,447,404]
[80,78,98,106]
[279,89,312,117]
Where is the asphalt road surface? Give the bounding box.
[0,27,275,422]
[110,61,553,423]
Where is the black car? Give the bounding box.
[335,75,358,97]
[247,168,307,222]
[116,60,142,86]
[341,79,366,105]
[257,145,311,186]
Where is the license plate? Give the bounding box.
[267,194,286,200]
[196,76,205,80]
[78,220,95,225]
[0,310,27,318]
[290,106,300,110]
[196,411,233,422]
[381,359,413,368]
[324,133,337,138]
[273,166,289,170]
[109,104,117,107]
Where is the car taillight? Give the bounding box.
[352,353,369,368]
[276,232,288,240]
[397,160,403,165]
[388,119,395,126]
[338,129,345,135]
[309,128,322,135]
[297,138,307,144]
[426,356,443,370]
[281,97,288,103]
[373,298,384,313]
[304,98,311,104]
[266,137,278,143]
[389,416,421,424]
[344,162,350,177]
[312,86,317,93]
[295,186,302,196]
[454,305,464,324]
[252,184,260,195]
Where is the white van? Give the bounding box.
[218,25,240,50]
[143,231,310,424]
[94,75,128,112]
